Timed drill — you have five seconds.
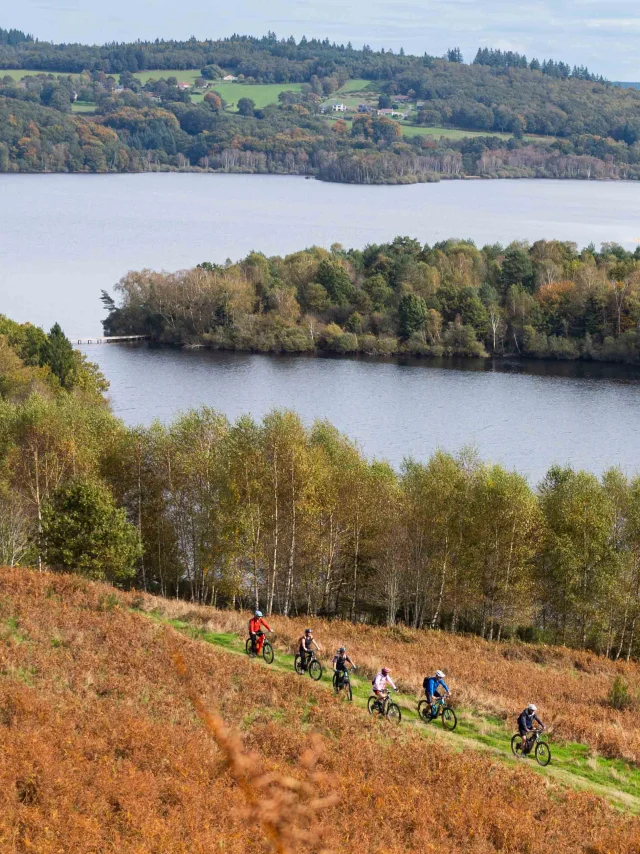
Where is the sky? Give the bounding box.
[3,0,640,80]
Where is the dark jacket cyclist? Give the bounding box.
[298,628,321,670]
[332,647,356,686]
[518,703,545,755]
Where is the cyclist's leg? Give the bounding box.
[250,632,257,654]
[256,631,264,654]
[299,646,307,670]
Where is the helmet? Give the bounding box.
[305,628,312,635]
[255,610,263,617]
[338,647,346,654]
[435,670,446,678]
[381,667,391,675]
[527,703,537,712]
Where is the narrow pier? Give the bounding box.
[75,335,149,345]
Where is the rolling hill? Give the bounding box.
[2,565,640,853]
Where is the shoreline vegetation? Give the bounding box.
[3,314,640,661]
[2,31,640,183]
[103,237,640,364]
[2,314,640,662]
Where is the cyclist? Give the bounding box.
[372,666,397,708]
[248,610,271,656]
[332,646,356,688]
[297,628,322,671]
[517,703,545,757]
[423,669,450,718]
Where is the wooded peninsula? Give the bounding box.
[103,237,640,363]
[2,29,640,182]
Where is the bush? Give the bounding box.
[609,676,633,711]
[40,478,142,585]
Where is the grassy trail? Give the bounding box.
[155,614,640,813]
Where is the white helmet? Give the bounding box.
[527,703,537,712]
[435,670,446,678]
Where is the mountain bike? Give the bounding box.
[245,632,274,664]
[417,694,457,730]
[511,728,551,766]
[333,666,356,701]
[367,691,401,723]
[294,648,323,681]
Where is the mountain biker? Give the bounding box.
[332,647,356,687]
[518,703,545,757]
[248,610,271,655]
[423,669,450,718]
[298,628,322,671]
[372,667,397,705]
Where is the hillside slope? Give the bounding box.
[2,566,640,854]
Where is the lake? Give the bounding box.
[2,173,640,335]
[2,172,640,480]
[79,344,640,482]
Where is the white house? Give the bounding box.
[223,75,238,82]
[332,103,346,112]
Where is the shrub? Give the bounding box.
[609,676,633,711]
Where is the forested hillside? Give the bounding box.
[3,567,640,852]
[103,238,640,363]
[1,31,640,180]
[3,315,640,658]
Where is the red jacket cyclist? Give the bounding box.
[248,611,271,655]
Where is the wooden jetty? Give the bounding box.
[74,335,149,345]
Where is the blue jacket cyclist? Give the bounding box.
[423,669,450,716]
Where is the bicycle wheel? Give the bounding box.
[245,638,255,657]
[535,741,551,767]
[511,734,523,757]
[344,678,353,702]
[417,700,430,722]
[387,702,402,723]
[332,672,339,693]
[262,641,274,664]
[367,696,379,715]
[309,659,323,681]
[442,707,457,731]
[294,654,304,675]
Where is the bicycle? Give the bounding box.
[333,666,356,701]
[367,691,401,723]
[245,632,275,664]
[417,694,457,731]
[511,728,551,766]
[294,648,323,681]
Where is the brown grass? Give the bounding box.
[140,593,640,764]
[2,566,640,853]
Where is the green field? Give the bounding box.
[336,78,375,94]
[128,70,303,108]
[399,122,549,143]
[0,68,71,81]
[71,101,96,113]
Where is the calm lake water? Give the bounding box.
[1,172,640,479]
[79,344,640,482]
[2,173,640,335]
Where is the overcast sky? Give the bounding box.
[4,0,640,80]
